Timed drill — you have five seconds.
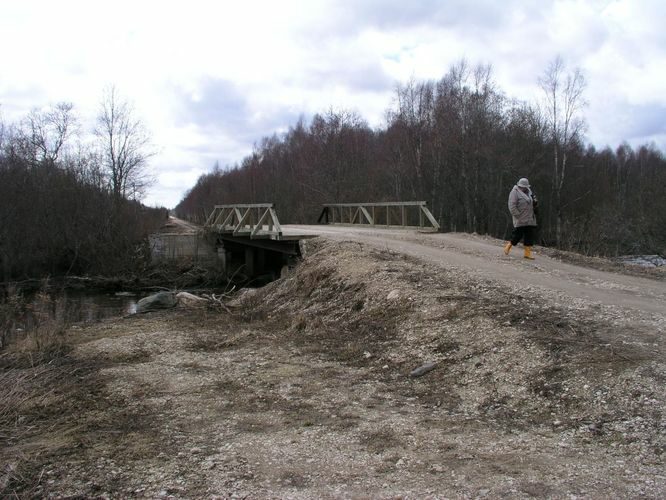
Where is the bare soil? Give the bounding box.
[1,234,665,498]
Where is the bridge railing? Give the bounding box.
[318,201,440,231]
[204,203,283,240]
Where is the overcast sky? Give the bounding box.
[1,0,665,207]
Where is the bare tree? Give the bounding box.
[25,102,77,164]
[539,56,587,246]
[95,86,154,200]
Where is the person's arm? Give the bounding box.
[508,189,521,217]
[531,192,539,215]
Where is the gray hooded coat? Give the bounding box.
[508,185,537,227]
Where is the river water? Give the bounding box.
[1,289,150,349]
[56,290,145,322]
[8,290,147,329]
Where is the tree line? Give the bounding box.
[175,58,665,257]
[0,89,165,282]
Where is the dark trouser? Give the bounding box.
[510,225,536,246]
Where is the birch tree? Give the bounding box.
[539,56,587,246]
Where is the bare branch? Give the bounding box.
[95,86,154,200]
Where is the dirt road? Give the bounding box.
[286,225,666,317]
[159,216,201,234]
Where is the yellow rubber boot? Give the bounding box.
[524,246,535,260]
[503,242,512,255]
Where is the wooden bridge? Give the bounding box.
[204,204,287,241]
[204,201,440,239]
[317,201,439,231]
[200,201,439,279]
[203,204,307,279]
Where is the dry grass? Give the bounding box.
[0,343,162,497]
[0,353,75,496]
[1,285,72,493]
[0,285,24,350]
[1,286,70,365]
[0,287,155,496]
[540,247,666,281]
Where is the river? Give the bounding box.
[1,290,149,349]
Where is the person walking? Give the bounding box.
[504,177,538,259]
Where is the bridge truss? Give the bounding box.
[318,201,440,231]
[204,204,284,240]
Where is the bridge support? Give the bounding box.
[149,233,217,261]
[243,247,267,276]
[204,203,315,282]
[244,247,255,276]
[212,234,303,282]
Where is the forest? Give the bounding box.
[0,91,166,282]
[175,59,666,257]
[2,57,664,284]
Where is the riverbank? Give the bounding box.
[1,238,665,497]
[1,259,227,294]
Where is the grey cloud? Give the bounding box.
[172,77,311,171]
[588,100,666,149]
[303,0,546,40]
[191,148,240,169]
[0,84,50,120]
[173,78,302,142]
[174,79,249,132]
[623,104,666,142]
[305,59,394,93]
[352,0,514,30]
